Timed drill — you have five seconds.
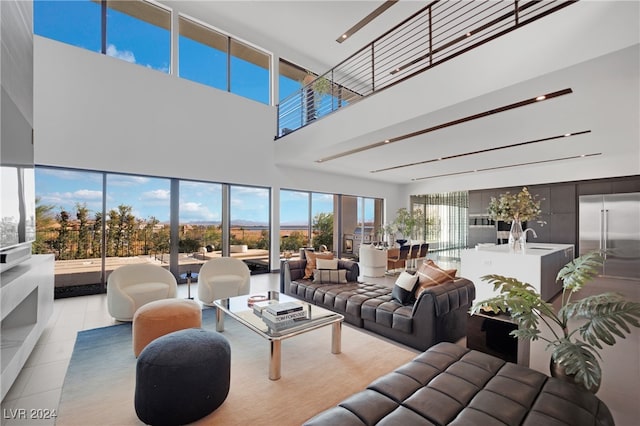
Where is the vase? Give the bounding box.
[508,220,524,252]
[549,359,600,394]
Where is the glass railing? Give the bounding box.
[276,0,576,137]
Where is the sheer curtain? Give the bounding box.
[411,192,468,260]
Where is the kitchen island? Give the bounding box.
[460,243,574,303]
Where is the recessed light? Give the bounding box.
[317,88,574,163]
[564,133,571,137]
[412,153,602,181]
[536,95,546,101]
[336,1,398,43]
[369,130,591,174]
[384,139,390,144]
[466,32,472,37]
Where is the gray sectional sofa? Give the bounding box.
[279,259,475,351]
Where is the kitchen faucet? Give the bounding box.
[519,228,538,251]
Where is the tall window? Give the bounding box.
[229,185,270,273]
[34,168,104,295]
[105,0,171,73]
[279,190,337,256]
[280,190,310,254]
[178,16,228,91]
[311,193,335,251]
[278,59,308,134]
[105,174,171,267]
[34,0,101,53]
[278,59,306,102]
[230,39,270,104]
[178,181,223,274]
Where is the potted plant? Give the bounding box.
[302,73,332,119]
[392,208,414,245]
[471,250,640,392]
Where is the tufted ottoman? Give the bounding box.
[132,298,201,357]
[135,328,231,426]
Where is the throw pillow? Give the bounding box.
[392,271,419,304]
[312,269,348,284]
[316,258,338,270]
[414,260,457,298]
[304,250,334,279]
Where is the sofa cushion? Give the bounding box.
[316,258,338,270]
[392,272,419,304]
[414,260,457,298]
[313,269,347,284]
[304,251,335,279]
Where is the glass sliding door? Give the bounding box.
[34,168,104,297]
[311,192,335,253]
[178,180,223,280]
[105,173,171,280]
[229,185,270,273]
[280,190,310,258]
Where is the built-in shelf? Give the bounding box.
[1,255,54,401]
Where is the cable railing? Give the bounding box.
[276,0,576,137]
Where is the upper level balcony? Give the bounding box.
[276,0,577,138]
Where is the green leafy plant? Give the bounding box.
[392,207,424,240]
[471,251,640,391]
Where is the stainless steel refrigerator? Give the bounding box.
[579,192,640,279]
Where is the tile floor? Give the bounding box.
[1,260,638,425]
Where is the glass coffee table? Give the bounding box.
[213,291,344,380]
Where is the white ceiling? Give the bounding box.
[161,1,640,186]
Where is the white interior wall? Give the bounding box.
[33,37,404,267]
[1,0,33,166]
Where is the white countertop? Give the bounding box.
[469,243,574,257]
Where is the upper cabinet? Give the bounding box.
[578,176,640,195]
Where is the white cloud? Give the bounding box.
[181,202,201,212]
[108,175,149,187]
[106,44,136,63]
[142,189,170,200]
[74,189,103,200]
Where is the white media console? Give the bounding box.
[1,255,54,400]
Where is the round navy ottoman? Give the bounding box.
[135,328,231,425]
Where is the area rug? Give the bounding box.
[56,308,419,425]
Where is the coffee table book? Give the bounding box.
[264,301,304,316]
[261,309,306,323]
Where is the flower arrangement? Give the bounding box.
[487,187,543,222]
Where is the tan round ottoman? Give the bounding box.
[132,299,202,357]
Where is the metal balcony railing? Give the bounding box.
[276,0,576,138]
